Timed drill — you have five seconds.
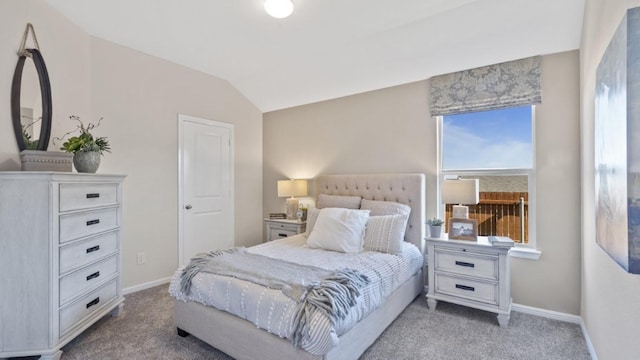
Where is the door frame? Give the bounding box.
[178,113,235,266]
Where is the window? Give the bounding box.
[439,106,535,246]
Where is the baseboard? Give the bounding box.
[580,318,598,360]
[512,303,581,323]
[513,303,597,360]
[123,276,172,295]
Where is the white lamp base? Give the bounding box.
[452,205,469,219]
[285,198,299,220]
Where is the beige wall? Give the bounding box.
[264,50,582,314]
[0,0,264,289]
[90,38,263,288]
[0,0,92,169]
[581,0,640,358]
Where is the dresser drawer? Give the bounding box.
[434,248,498,280]
[59,208,119,243]
[60,232,119,274]
[60,279,118,336]
[59,183,119,212]
[434,273,498,305]
[59,255,118,305]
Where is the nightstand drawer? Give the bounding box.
[434,248,498,280]
[435,273,498,305]
[268,228,298,240]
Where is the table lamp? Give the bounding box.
[441,179,479,219]
[277,179,308,220]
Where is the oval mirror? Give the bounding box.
[11,48,52,151]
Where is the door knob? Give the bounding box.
[185,204,193,210]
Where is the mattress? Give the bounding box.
[169,234,423,355]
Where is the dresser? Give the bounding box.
[425,235,512,327]
[0,172,125,360]
[264,218,306,241]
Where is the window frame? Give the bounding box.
[436,106,540,259]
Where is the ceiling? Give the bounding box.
[43,0,585,112]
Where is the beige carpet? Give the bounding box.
[45,284,591,360]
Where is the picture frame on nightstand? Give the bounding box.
[448,218,478,241]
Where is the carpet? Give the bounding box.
[45,284,591,359]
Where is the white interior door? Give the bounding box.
[178,114,234,266]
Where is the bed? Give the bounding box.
[170,173,426,360]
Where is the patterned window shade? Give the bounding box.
[430,56,542,116]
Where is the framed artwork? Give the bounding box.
[448,218,478,241]
[595,6,640,274]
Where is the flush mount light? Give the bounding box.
[264,0,294,19]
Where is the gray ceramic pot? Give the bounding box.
[73,151,101,173]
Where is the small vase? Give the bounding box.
[73,151,101,173]
[429,225,442,238]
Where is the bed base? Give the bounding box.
[174,269,422,360]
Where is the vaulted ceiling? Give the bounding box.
[44,0,585,112]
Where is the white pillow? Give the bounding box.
[304,207,320,237]
[306,208,370,253]
[360,199,411,217]
[363,215,408,255]
[316,194,362,209]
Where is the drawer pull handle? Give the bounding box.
[278,233,288,237]
[86,193,100,199]
[455,261,475,268]
[86,271,100,281]
[86,219,100,226]
[86,297,100,309]
[455,284,475,292]
[86,245,100,253]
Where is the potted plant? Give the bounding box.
[426,217,445,238]
[55,115,111,173]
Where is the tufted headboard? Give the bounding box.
[315,173,426,253]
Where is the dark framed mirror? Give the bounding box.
[11,48,52,151]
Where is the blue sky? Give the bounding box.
[442,106,532,170]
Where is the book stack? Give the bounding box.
[269,213,287,219]
[488,236,515,248]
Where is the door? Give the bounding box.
[178,114,234,266]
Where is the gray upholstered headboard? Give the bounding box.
[315,173,426,253]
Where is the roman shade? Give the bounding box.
[430,56,542,116]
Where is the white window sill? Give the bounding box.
[509,246,541,260]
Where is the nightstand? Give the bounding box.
[425,235,513,327]
[264,219,306,241]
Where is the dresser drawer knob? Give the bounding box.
[86,219,100,226]
[86,297,100,309]
[86,245,100,253]
[86,193,100,199]
[455,261,475,268]
[455,284,475,292]
[86,271,100,281]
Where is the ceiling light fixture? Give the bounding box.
[264,0,294,19]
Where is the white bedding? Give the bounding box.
[169,234,423,356]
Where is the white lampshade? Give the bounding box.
[442,179,479,219]
[264,0,294,19]
[441,179,479,205]
[277,179,308,198]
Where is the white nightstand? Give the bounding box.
[425,235,513,327]
[264,219,306,242]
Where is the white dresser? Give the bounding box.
[425,235,512,327]
[0,172,125,360]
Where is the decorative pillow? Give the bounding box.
[304,207,320,237]
[306,208,370,253]
[360,199,411,217]
[316,194,362,209]
[363,214,409,255]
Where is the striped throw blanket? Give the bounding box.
[179,248,370,346]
